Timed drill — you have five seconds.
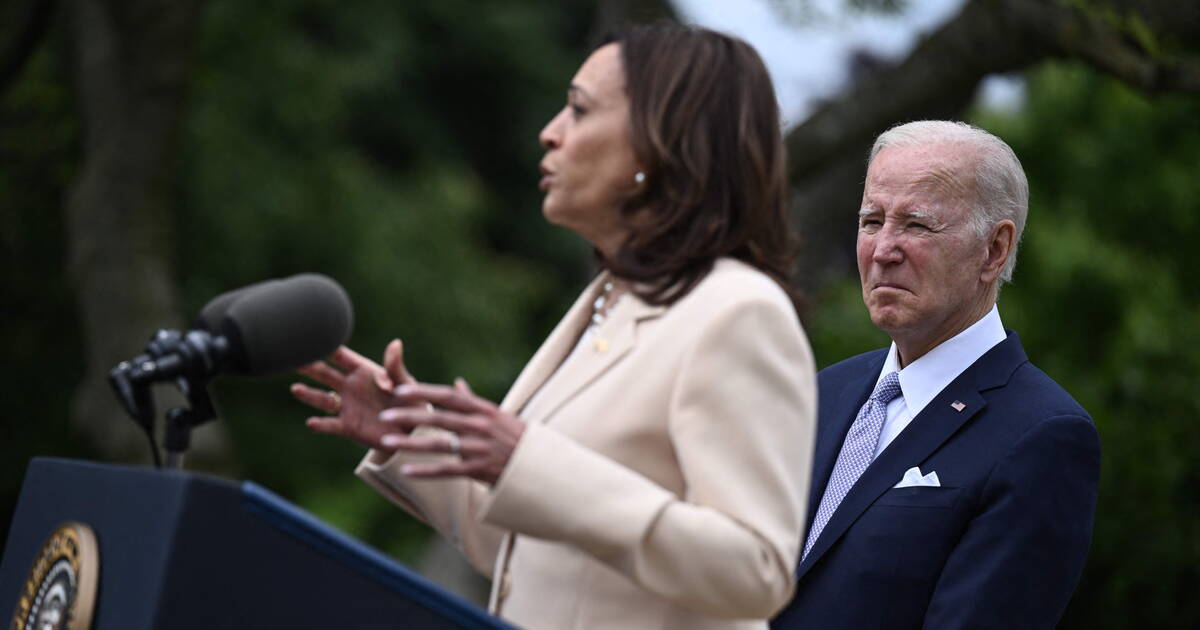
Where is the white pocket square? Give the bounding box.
[894,466,941,488]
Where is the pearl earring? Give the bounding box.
[634,171,646,184]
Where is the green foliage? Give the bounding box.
[0,39,94,542]
[805,279,889,369]
[174,0,601,558]
[977,62,1200,629]
[1064,0,1171,58]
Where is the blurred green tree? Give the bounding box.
[177,0,602,563]
[981,62,1200,629]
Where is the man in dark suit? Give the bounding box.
[772,120,1101,629]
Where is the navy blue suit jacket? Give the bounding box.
[772,332,1100,629]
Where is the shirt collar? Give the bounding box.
[878,305,1006,418]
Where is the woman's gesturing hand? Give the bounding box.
[291,340,416,450]
[378,378,525,486]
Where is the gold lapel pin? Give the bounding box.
[593,338,609,353]
[951,401,966,412]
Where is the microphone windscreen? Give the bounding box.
[222,273,354,376]
[192,279,280,331]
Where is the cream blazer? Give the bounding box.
[356,258,816,630]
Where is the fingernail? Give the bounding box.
[381,434,403,448]
[400,464,415,475]
[378,409,399,422]
[394,384,412,396]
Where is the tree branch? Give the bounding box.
[782,0,1200,299]
[1033,0,1200,94]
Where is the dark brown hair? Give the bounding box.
[602,23,798,307]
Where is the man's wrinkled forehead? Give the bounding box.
[866,143,977,204]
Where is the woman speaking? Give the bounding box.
[291,23,816,630]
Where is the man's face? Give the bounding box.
[857,144,991,359]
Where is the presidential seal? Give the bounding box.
[10,522,99,630]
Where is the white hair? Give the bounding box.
[869,120,1028,284]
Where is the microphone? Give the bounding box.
[116,273,354,385]
[221,273,353,375]
[110,273,353,468]
[119,278,281,384]
[191,278,280,332]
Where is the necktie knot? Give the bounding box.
[871,372,902,405]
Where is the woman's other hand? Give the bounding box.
[291,340,415,450]
[378,379,525,485]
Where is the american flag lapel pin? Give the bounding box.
[951,401,966,412]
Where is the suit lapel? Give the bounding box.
[806,359,882,525]
[797,332,1028,579]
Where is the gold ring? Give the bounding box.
[329,391,342,414]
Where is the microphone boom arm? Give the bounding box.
[108,329,225,469]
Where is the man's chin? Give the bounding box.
[867,306,913,333]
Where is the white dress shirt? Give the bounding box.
[872,305,1007,458]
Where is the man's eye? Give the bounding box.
[570,103,586,117]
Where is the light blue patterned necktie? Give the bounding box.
[803,371,903,560]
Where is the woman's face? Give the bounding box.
[538,43,641,257]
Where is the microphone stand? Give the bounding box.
[162,374,218,469]
[109,330,220,470]
[109,361,162,467]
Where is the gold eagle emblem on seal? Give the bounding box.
[10,522,99,630]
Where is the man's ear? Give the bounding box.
[981,220,1016,283]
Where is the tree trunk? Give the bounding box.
[63,0,231,469]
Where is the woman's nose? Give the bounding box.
[539,109,565,150]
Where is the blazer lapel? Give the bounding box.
[499,273,606,416]
[499,274,667,423]
[521,295,665,424]
[797,332,1028,579]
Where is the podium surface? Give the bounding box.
[0,457,510,630]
